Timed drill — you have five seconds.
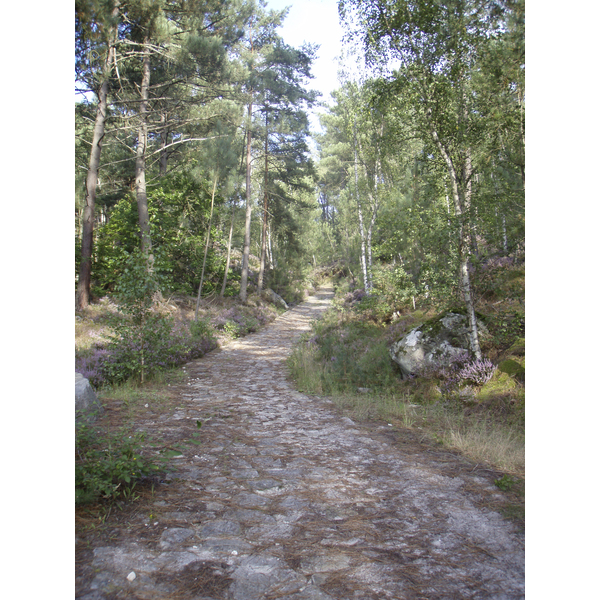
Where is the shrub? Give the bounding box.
[75,319,218,388]
[75,347,111,388]
[106,248,172,383]
[291,313,401,395]
[211,306,269,338]
[457,359,498,386]
[75,421,163,504]
[190,318,215,341]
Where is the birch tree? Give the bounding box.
[339,0,524,358]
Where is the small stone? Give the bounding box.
[127,571,136,582]
[145,403,149,408]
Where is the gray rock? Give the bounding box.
[264,288,289,310]
[201,520,242,538]
[389,312,489,378]
[160,528,195,549]
[230,554,306,600]
[75,373,103,422]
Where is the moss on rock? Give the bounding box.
[507,338,525,357]
[498,358,525,383]
[477,372,517,401]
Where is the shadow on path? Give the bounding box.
[76,286,524,600]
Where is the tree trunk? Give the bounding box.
[363,160,379,293]
[353,127,369,293]
[159,112,169,176]
[257,111,269,294]
[195,176,217,320]
[267,224,273,268]
[240,104,253,302]
[463,146,479,258]
[429,124,482,360]
[76,5,119,310]
[135,38,153,261]
[220,199,236,297]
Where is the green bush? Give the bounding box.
[75,421,163,504]
[290,312,401,395]
[371,263,418,311]
[355,293,394,322]
[105,248,174,384]
[190,317,216,341]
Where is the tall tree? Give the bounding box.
[75,0,120,309]
[237,2,288,301]
[339,0,524,359]
[254,39,319,293]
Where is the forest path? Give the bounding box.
[77,286,524,600]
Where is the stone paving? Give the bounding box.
[77,287,524,599]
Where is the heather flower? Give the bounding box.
[457,359,497,386]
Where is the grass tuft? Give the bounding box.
[287,285,525,479]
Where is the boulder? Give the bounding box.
[75,372,103,422]
[264,288,288,310]
[498,358,525,383]
[389,311,489,379]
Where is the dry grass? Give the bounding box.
[336,393,524,478]
[288,335,524,479]
[444,422,525,476]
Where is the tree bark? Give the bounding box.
[257,110,269,294]
[135,38,153,261]
[267,224,273,269]
[240,104,253,302]
[220,198,236,297]
[429,123,482,360]
[76,4,119,310]
[353,126,369,293]
[159,112,169,176]
[195,176,217,320]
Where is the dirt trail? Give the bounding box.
[76,287,524,599]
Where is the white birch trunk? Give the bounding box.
[353,126,369,293]
[135,38,153,261]
[240,104,253,302]
[429,123,482,360]
[195,176,217,320]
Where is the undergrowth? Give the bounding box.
[75,265,284,513]
[287,278,525,478]
[75,419,164,505]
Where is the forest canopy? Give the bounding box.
[75,0,525,357]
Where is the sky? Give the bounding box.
[264,0,349,131]
[265,0,345,102]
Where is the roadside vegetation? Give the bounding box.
[75,254,297,516]
[288,265,525,483]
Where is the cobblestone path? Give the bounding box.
[77,287,524,600]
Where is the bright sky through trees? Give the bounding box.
[265,0,346,130]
